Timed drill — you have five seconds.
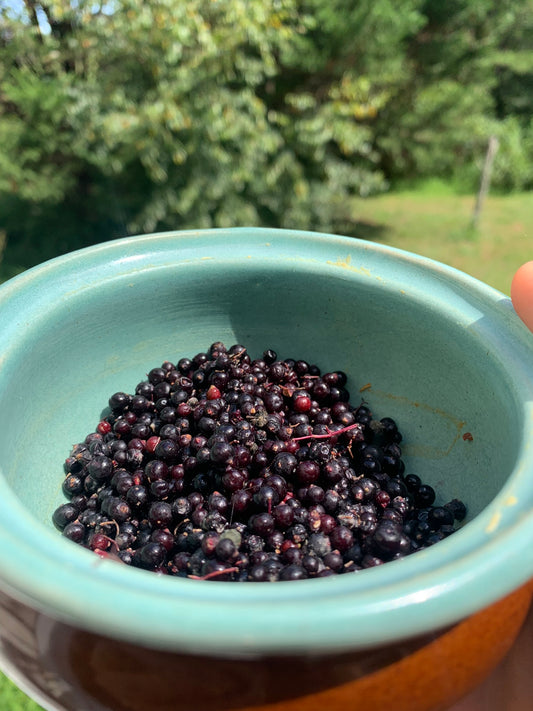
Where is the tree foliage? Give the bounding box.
[374,0,533,190]
[0,0,532,276]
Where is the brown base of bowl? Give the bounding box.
[0,582,531,711]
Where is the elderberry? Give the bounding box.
[52,341,467,582]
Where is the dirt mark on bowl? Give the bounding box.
[362,386,467,459]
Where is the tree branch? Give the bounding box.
[40,2,75,41]
[22,0,43,42]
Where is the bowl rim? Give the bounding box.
[1,226,533,656]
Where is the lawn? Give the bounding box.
[350,188,533,295]
[0,674,43,711]
[0,188,531,710]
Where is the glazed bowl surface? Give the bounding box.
[0,227,532,665]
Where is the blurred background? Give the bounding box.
[0,0,532,707]
[1,0,532,293]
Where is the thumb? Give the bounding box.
[511,261,533,333]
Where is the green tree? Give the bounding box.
[373,0,533,191]
[1,0,532,280]
[0,0,407,277]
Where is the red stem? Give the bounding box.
[291,422,363,442]
[188,566,240,581]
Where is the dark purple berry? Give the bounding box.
[323,551,343,572]
[87,455,113,481]
[251,512,275,537]
[215,537,237,562]
[271,452,297,477]
[428,506,455,529]
[63,521,86,543]
[280,564,308,581]
[415,484,436,507]
[109,392,131,412]
[295,460,320,485]
[373,521,411,558]
[53,341,465,583]
[148,501,173,528]
[136,542,166,570]
[53,503,79,530]
[444,498,467,522]
[330,526,354,552]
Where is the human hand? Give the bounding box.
[511,261,533,332]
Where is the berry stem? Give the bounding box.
[291,422,363,442]
[188,566,240,581]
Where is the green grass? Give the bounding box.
[350,190,533,295]
[0,673,43,710]
[0,188,531,710]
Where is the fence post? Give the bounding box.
[471,135,499,229]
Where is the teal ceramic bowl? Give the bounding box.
[0,227,533,711]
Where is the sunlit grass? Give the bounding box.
[0,673,43,710]
[351,190,533,294]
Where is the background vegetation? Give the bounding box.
[0,1,532,707]
[1,0,532,280]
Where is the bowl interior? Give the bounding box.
[0,228,532,655]
[1,240,519,523]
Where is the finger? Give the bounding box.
[511,262,533,333]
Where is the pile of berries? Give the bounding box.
[52,342,467,582]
